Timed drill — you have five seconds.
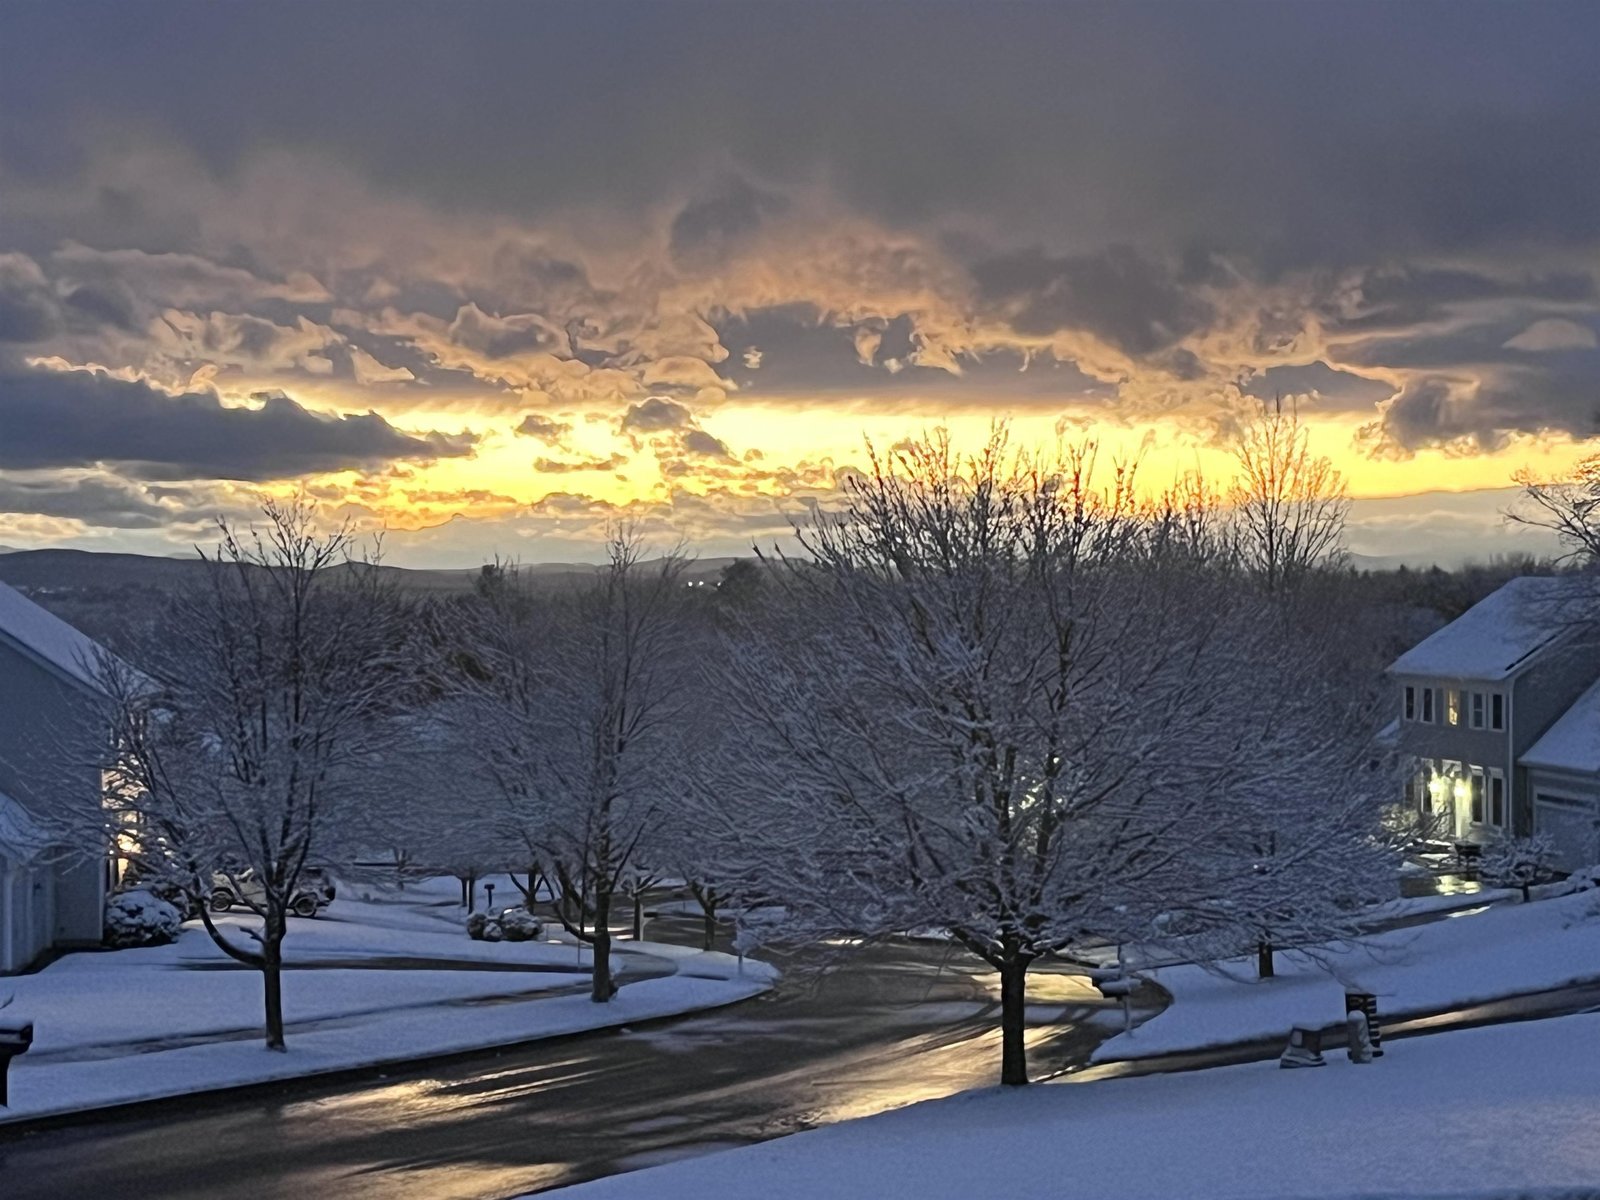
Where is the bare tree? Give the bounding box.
[453,531,692,1001]
[710,430,1385,1085]
[85,502,415,1050]
[1510,456,1600,563]
[1230,398,1350,592]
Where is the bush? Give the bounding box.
[104,889,183,949]
[1480,834,1559,900]
[465,907,544,943]
[497,907,544,942]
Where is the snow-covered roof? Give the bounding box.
[0,580,109,692]
[0,788,50,861]
[1522,676,1600,775]
[1389,576,1593,682]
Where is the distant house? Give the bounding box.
[1390,576,1600,870]
[0,581,118,973]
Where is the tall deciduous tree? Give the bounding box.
[89,502,414,1050]
[1230,399,1350,592]
[713,430,1387,1085]
[454,531,691,1002]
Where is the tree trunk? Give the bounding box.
[632,892,644,941]
[702,904,716,952]
[590,887,617,1002]
[1257,941,1275,979]
[263,916,287,1051]
[527,865,541,911]
[999,960,1029,1086]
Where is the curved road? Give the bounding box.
[0,916,1114,1200]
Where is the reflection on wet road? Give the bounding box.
[0,919,1115,1200]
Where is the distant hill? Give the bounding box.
[0,547,742,647]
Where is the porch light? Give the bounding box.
[1427,775,1448,803]
[1452,778,1469,804]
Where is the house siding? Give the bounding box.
[1394,673,1516,839]
[1513,646,1600,838]
[0,635,107,969]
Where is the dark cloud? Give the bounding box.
[532,453,628,474]
[0,473,186,528]
[1327,267,1595,333]
[712,305,1111,403]
[1243,361,1393,412]
[620,397,694,433]
[0,255,61,343]
[0,365,476,481]
[680,429,733,459]
[971,246,1213,356]
[671,178,789,264]
[515,413,572,442]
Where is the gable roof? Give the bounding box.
[1389,576,1593,683]
[1522,675,1600,775]
[0,580,111,692]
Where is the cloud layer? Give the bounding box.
[2,2,1599,560]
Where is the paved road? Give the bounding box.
[0,917,1113,1200]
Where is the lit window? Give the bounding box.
[1490,770,1506,827]
[1404,685,1416,721]
[1470,692,1485,729]
[1491,693,1505,731]
[1447,690,1461,727]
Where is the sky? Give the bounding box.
[2,0,1598,566]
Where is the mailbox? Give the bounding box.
[0,1021,33,1107]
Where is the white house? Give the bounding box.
[0,581,117,973]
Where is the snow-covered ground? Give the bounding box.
[0,881,775,1123]
[1095,885,1600,1061]
[552,1011,1600,1200]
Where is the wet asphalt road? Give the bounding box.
[0,917,1114,1200]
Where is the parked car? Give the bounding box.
[208,868,336,918]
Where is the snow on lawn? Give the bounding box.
[0,888,775,1123]
[554,1011,1600,1200]
[1095,885,1600,1062]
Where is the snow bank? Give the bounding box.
[553,1012,1600,1200]
[1096,887,1600,1061]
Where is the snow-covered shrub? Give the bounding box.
[466,907,544,942]
[1479,834,1559,901]
[104,889,183,949]
[497,907,543,942]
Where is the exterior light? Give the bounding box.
[1453,778,1469,804]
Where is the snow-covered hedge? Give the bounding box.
[466,907,544,943]
[104,889,183,949]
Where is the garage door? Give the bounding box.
[1535,793,1600,872]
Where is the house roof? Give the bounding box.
[1389,576,1593,683]
[1522,676,1600,775]
[0,580,110,692]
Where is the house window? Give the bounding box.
[1404,685,1416,721]
[1491,693,1505,731]
[1470,692,1485,729]
[1470,766,1486,824]
[1490,769,1507,828]
[1422,687,1436,724]
[1447,689,1461,727]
